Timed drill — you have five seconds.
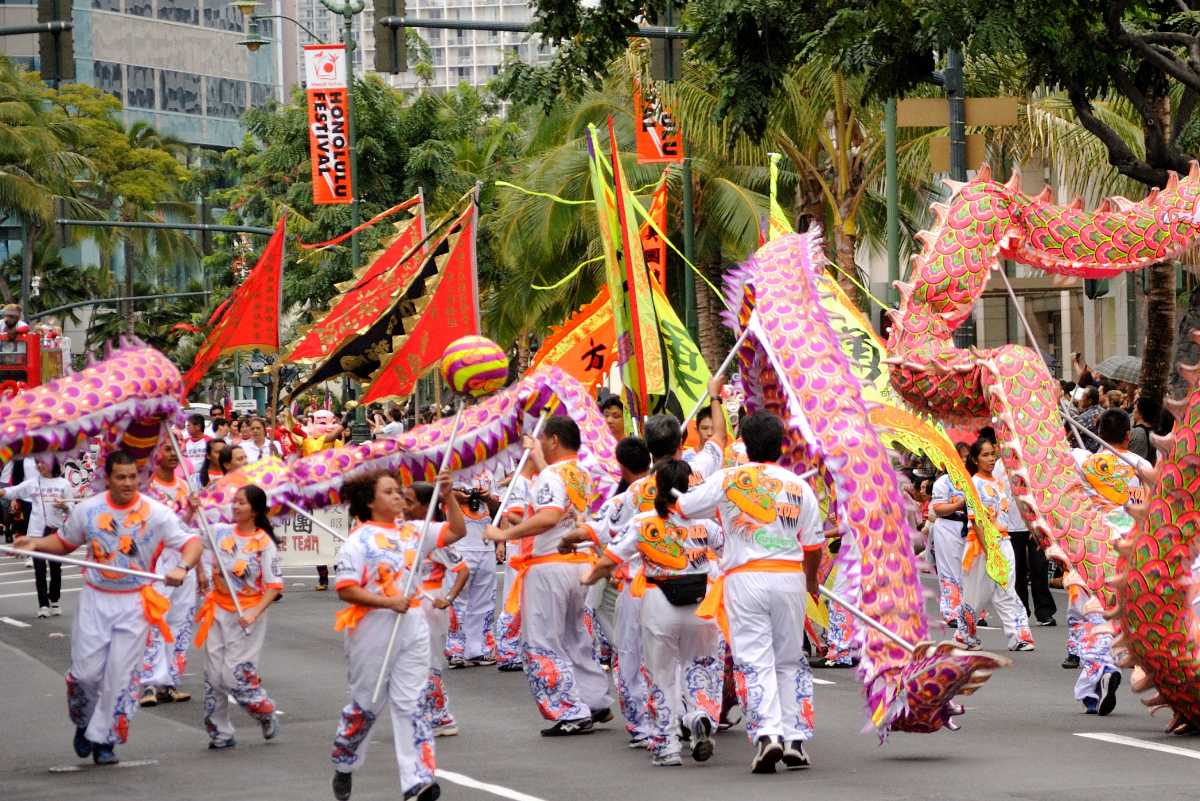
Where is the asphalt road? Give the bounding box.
[1,552,1197,801]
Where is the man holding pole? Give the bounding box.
[484,416,612,736]
[13,450,202,765]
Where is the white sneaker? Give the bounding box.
[433,723,459,737]
[24,558,33,568]
[36,606,50,618]
[49,603,61,617]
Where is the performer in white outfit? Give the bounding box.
[194,485,284,749]
[14,450,201,766]
[928,472,967,626]
[678,411,823,775]
[139,446,197,706]
[584,458,723,767]
[331,470,465,801]
[446,471,499,667]
[494,461,535,672]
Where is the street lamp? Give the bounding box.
[238,19,270,52]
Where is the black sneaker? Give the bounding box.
[1098,670,1121,716]
[1037,618,1057,627]
[92,744,119,766]
[72,727,93,758]
[781,739,810,770]
[689,716,714,762]
[332,770,352,801]
[590,707,614,724]
[403,781,441,801]
[751,735,783,774]
[1062,654,1080,669]
[497,662,524,672]
[540,718,594,737]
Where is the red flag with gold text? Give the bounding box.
[183,218,286,395]
[531,288,616,393]
[362,207,479,403]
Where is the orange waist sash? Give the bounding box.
[503,551,595,615]
[696,558,806,641]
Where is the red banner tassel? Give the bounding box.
[298,196,422,251]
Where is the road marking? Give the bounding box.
[812,677,835,685]
[0,587,81,601]
[1,616,30,627]
[0,574,82,586]
[49,759,159,773]
[1075,732,1200,760]
[436,769,549,801]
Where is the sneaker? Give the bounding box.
[464,656,497,667]
[158,687,191,703]
[1011,641,1036,652]
[402,781,441,801]
[540,718,594,737]
[72,727,93,758]
[208,737,237,750]
[447,657,466,670]
[781,740,811,770]
[1036,618,1057,627]
[651,751,683,767]
[718,704,743,732]
[1062,654,1080,669]
[332,770,353,801]
[433,722,459,737]
[36,606,50,618]
[751,735,783,774]
[1098,669,1121,717]
[689,715,714,762]
[497,662,524,672]
[1083,698,1099,715]
[590,707,614,724]
[315,583,329,592]
[954,637,981,651]
[261,713,279,740]
[24,557,33,568]
[49,602,61,616]
[628,734,651,749]
[139,686,158,707]
[92,744,119,765]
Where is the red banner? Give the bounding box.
[285,205,426,364]
[531,287,615,394]
[633,83,683,164]
[640,179,668,289]
[363,207,479,403]
[304,44,352,206]
[183,218,286,395]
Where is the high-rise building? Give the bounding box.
[292,0,553,94]
[0,0,298,148]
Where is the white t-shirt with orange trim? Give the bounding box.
[605,509,720,580]
[334,520,450,598]
[205,525,283,599]
[677,462,822,572]
[529,458,592,557]
[60,492,197,592]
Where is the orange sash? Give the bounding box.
[334,561,423,633]
[503,551,595,615]
[140,585,172,645]
[695,558,806,641]
[962,525,1007,573]
[193,589,262,647]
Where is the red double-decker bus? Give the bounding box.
[0,329,67,397]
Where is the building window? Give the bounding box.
[160,69,201,114]
[250,82,274,108]
[93,60,123,101]
[203,2,243,31]
[456,67,468,79]
[127,65,156,109]
[207,77,247,119]
[125,0,152,17]
[91,0,121,11]
[457,46,470,62]
[158,0,197,24]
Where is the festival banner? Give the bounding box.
[290,204,475,399]
[650,285,709,419]
[641,177,669,289]
[531,288,616,393]
[183,218,286,395]
[278,504,348,568]
[285,203,426,365]
[609,117,666,402]
[633,82,683,164]
[362,205,480,403]
[304,44,352,206]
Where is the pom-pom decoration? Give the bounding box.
[439,335,509,398]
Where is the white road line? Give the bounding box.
[0,574,83,586]
[1074,732,1200,760]
[1,616,30,627]
[812,677,835,685]
[0,587,81,601]
[436,769,549,801]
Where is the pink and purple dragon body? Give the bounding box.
[887,164,1200,732]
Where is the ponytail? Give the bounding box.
[653,459,693,519]
[240,484,279,545]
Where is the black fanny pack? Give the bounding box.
[647,573,709,607]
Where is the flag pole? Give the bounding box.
[372,399,467,703]
[490,410,550,528]
[283,500,347,542]
[0,544,163,582]
[681,324,751,429]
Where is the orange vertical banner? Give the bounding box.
[640,177,669,289]
[304,44,353,206]
[633,83,683,164]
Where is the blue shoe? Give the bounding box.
[72,728,93,758]
[92,744,118,765]
[1083,698,1099,715]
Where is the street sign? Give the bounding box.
[231,399,258,414]
[897,95,1022,172]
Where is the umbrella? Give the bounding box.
[1093,355,1141,385]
